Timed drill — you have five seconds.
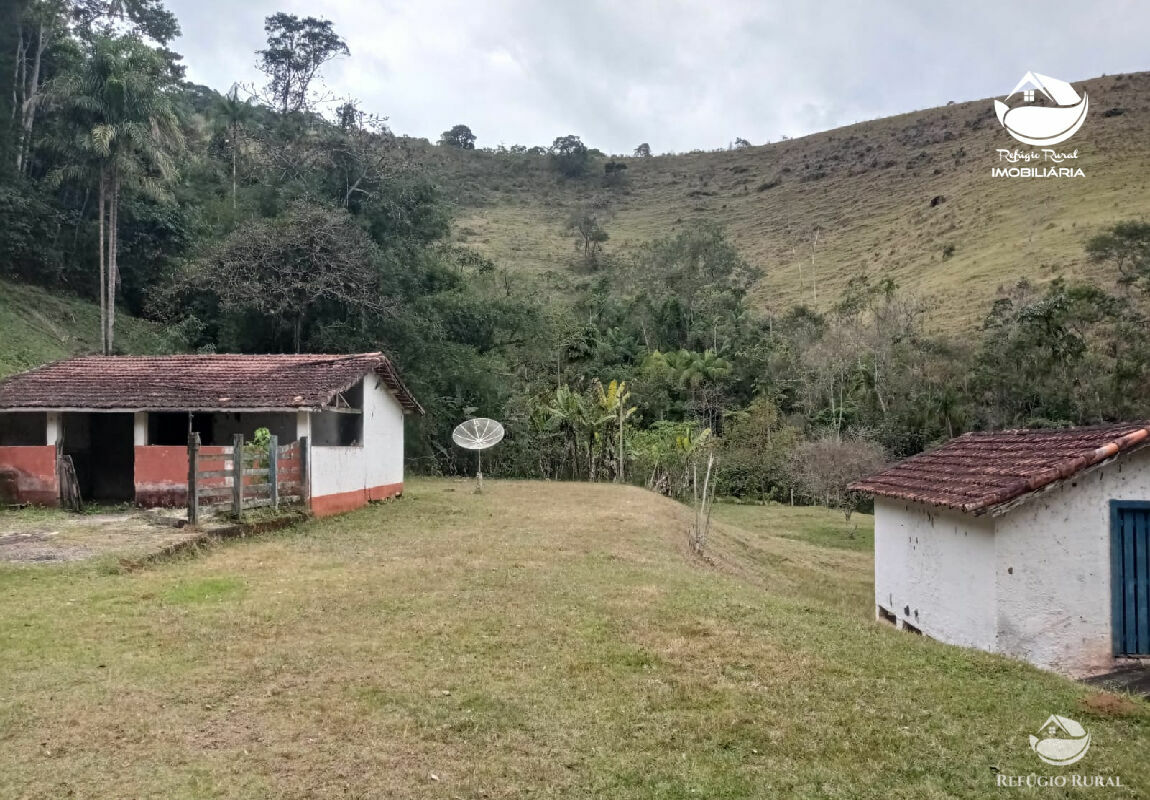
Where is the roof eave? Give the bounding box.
[855,431,1150,518]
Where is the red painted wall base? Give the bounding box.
[0,446,59,506]
[311,483,403,517]
[134,446,188,507]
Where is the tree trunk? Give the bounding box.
[617,408,624,483]
[15,22,45,175]
[11,24,24,124]
[874,359,887,417]
[98,172,107,354]
[107,173,119,354]
[293,314,303,353]
[231,132,237,209]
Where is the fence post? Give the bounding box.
[187,431,200,527]
[299,435,309,511]
[269,434,279,511]
[232,433,244,518]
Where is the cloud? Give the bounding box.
[166,0,1150,153]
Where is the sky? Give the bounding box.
[165,0,1150,154]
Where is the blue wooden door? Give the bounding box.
[1111,502,1150,656]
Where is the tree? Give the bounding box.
[549,134,589,177]
[258,13,348,114]
[972,279,1147,427]
[327,101,400,210]
[11,0,54,176]
[568,210,608,268]
[719,395,801,501]
[439,124,476,149]
[50,34,183,354]
[1085,221,1150,291]
[546,384,589,479]
[217,83,255,209]
[667,349,732,431]
[11,0,181,175]
[70,0,180,45]
[633,142,651,158]
[793,436,887,520]
[180,203,385,352]
[626,222,762,352]
[630,421,711,498]
[603,159,627,186]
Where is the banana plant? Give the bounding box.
[595,379,637,482]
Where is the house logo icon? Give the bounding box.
[994,72,1089,146]
[1029,714,1091,766]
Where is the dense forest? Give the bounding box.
[3,1,1150,513]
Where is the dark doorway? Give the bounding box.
[61,413,135,504]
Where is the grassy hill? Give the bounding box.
[424,71,1150,330]
[0,280,179,379]
[0,480,1145,797]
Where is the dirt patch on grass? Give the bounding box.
[1078,691,1142,717]
[0,510,200,563]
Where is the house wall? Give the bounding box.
[0,446,58,506]
[309,376,405,517]
[874,497,997,650]
[134,446,190,506]
[133,443,280,508]
[994,448,1150,675]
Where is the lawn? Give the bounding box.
[0,479,1145,798]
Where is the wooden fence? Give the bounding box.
[187,433,308,525]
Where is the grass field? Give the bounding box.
[0,279,178,379]
[426,71,1150,331]
[0,480,1146,798]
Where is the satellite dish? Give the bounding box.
[452,418,505,450]
[451,418,504,491]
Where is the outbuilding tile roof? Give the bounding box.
[0,353,423,414]
[850,423,1150,514]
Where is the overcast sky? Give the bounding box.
[165,0,1150,154]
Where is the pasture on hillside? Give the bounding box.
[0,480,1146,798]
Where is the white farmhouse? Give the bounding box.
[851,424,1150,676]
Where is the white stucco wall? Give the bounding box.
[365,381,405,489]
[874,498,998,650]
[875,447,1150,676]
[308,375,406,502]
[994,448,1150,675]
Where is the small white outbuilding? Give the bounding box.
[851,423,1150,676]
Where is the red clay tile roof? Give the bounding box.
[0,354,423,414]
[850,423,1150,514]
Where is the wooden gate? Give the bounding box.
[187,433,308,525]
[1111,501,1150,656]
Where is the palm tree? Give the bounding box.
[668,349,731,431]
[546,385,588,480]
[218,84,254,209]
[50,35,183,354]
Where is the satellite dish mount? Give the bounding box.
[451,418,505,492]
